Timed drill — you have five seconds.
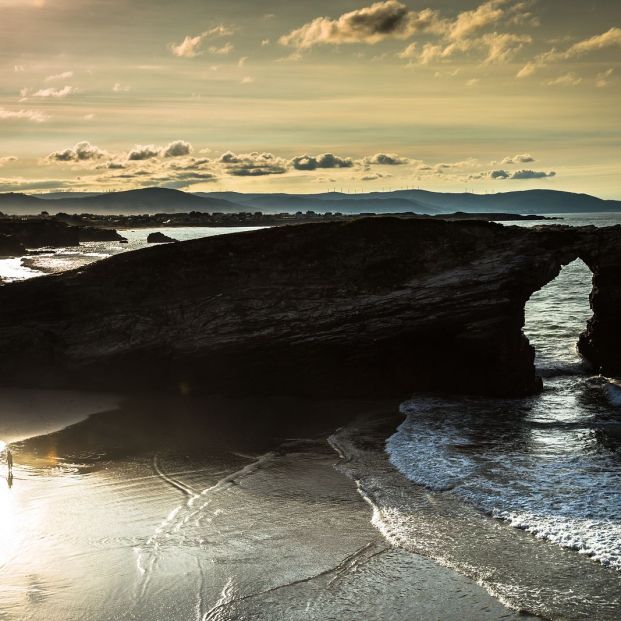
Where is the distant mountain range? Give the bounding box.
[1,186,620,215]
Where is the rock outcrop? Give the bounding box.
[77,226,127,243]
[0,218,80,248]
[147,231,177,243]
[0,234,26,258]
[0,218,618,398]
[0,218,125,250]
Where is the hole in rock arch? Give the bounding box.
[523,258,593,377]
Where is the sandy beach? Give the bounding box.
[0,391,539,621]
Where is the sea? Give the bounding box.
[331,212,621,618]
[388,213,621,567]
[0,226,263,282]
[0,214,619,619]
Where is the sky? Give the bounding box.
[0,0,620,197]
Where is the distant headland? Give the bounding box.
[0,187,619,216]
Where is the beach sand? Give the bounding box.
[0,392,537,621]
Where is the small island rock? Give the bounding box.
[147,231,178,244]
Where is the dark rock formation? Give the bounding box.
[77,227,127,243]
[0,219,80,248]
[577,230,621,377]
[0,218,618,398]
[0,234,26,258]
[147,231,177,243]
[0,218,124,250]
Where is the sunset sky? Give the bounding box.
[1,0,620,197]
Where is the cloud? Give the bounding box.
[398,42,417,59]
[547,72,582,86]
[596,68,615,88]
[127,145,161,161]
[112,82,131,92]
[0,107,49,123]
[364,153,409,165]
[481,32,531,63]
[518,27,621,77]
[279,1,443,49]
[100,161,126,170]
[166,157,211,171]
[516,62,536,78]
[447,0,507,42]
[396,1,534,65]
[0,178,75,192]
[360,172,393,180]
[241,76,254,84]
[501,153,535,164]
[562,27,621,59]
[157,173,218,189]
[486,168,555,180]
[45,71,74,82]
[218,151,288,176]
[162,140,192,158]
[510,169,556,179]
[128,141,193,160]
[170,34,204,58]
[91,153,219,190]
[290,153,354,170]
[47,141,107,162]
[0,156,18,167]
[169,25,235,58]
[208,42,234,55]
[30,85,78,98]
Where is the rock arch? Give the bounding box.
[0,218,618,398]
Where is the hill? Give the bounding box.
[1,187,619,215]
[198,189,621,215]
[0,187,243,214]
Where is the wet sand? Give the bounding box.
[0,392,535,621]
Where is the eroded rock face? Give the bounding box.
[577,226,621,377]
[0,218,618,398]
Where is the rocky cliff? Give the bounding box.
[0,218,618,398]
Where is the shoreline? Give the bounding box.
[3,393,538,620]
[330,413,621,621]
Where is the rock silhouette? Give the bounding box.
[0,218,618,398]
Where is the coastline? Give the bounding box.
[3,394,538,621]
[330,413,621,621]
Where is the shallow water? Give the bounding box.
[0,226,263,282]
[0,398,532,621]
[377,213,621,615]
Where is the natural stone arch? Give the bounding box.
[576,232,621,377]
[522,255,593,375]
[0,219,619,398]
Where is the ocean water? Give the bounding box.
[370,213,621,613]
[1,214,620,619]
[0,226,263,282]
[1,397,534,621]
